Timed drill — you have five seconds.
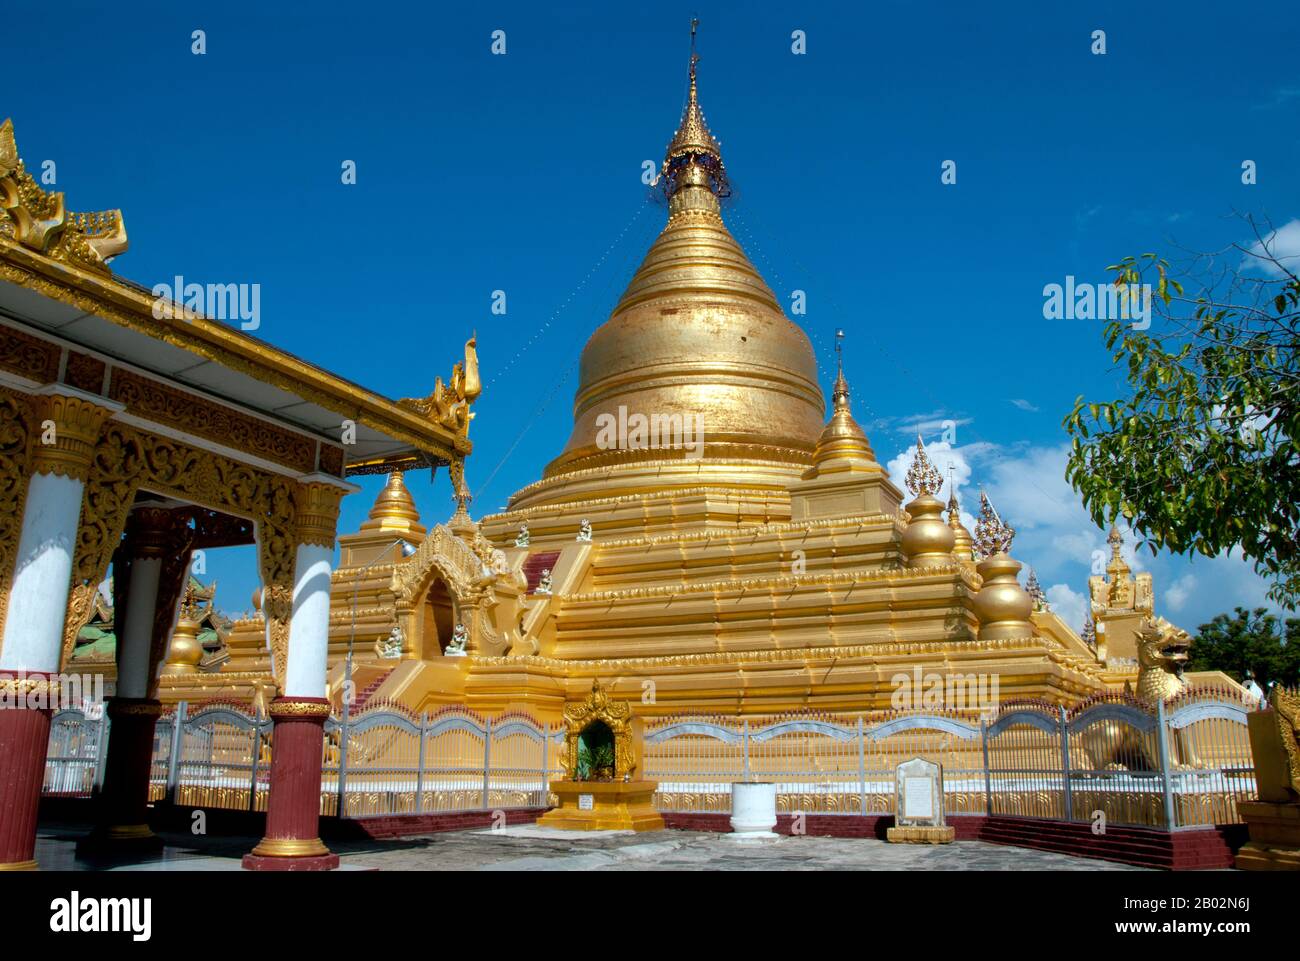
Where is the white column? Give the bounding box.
[283,542,333,698]
[114,557,163,699]
[0,471,85,673]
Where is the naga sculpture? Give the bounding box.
[398,335,481,436]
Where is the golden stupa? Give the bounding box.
[158,40,1213,720]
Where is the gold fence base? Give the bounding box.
[887,825,955,844]
[539,780,664,832]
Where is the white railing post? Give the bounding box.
[92,712,111,795]
[338,706,350,819]
[540,721,550,804]
[980,718,992,817]
[1058,705,1073,822]
[857,717,867,814]
[248,723,261,812]
[166,701,186,804]
[742,719,750,781]
[482,718,493,810]
[416,712,427,815]
[1156,699,1177,829]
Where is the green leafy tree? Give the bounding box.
[1187,606,1300,688]
[1063,216,1300,608]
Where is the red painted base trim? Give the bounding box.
[0,676,54,868]
[977,816,1242,870]
[347,808,546,839]
[241,852,340,872]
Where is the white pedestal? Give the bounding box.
[730,782,778,839]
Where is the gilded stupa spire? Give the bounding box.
[360,471,426,536]
[813,332,876,464]
[946,469,975,561]
[831,328,851,412]
[660,20,730,212]
[1106,525,1131,578]
[528,22,828,495]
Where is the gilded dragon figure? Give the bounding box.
[1079,617,1200,771]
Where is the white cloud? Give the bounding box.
[1164,573,1196,612]
[1046,583,1088,633]
[1244,218,1300,277]
[1008,399,1039,412]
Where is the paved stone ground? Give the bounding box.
[331,827,1150,871]
[31,822,1147,871]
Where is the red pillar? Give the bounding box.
[242,697,337,871]
[76,697,163,857]
[0,674,55,871]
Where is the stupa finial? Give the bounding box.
[905,434,943,497]
[973,491,1015,557]
[832,329,850,412]
[661,20,729,202]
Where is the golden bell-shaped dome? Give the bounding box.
[162,585,206,676]
[360,472,426,535]
[813,367,876,464]
[947,490,974,561]
[541,49,825,482]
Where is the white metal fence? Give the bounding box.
[43,687,1258,829]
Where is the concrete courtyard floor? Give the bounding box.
[31,822,1147,871]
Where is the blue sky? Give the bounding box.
[11,0,1299,631]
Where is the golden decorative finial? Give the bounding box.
[1107,524,1123,557]
[831,329,849,411]
[946,469,974,561]
[905,435,943,496]
[811,345,876,464]
[0,118,128,273]
[1026,568,1049,611]
[973,491,1015,557]
[661,20,729,201]
[1106,524,1132,578]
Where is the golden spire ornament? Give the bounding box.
[970,492,1034,641]
[946,473,975,563]
[1025,567,1049,611]
[905,434,943,497]
[900,435,954,567]
[660,19,729,203]
[973,491,1015,559]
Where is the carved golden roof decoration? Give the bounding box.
[0,119,127,274]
